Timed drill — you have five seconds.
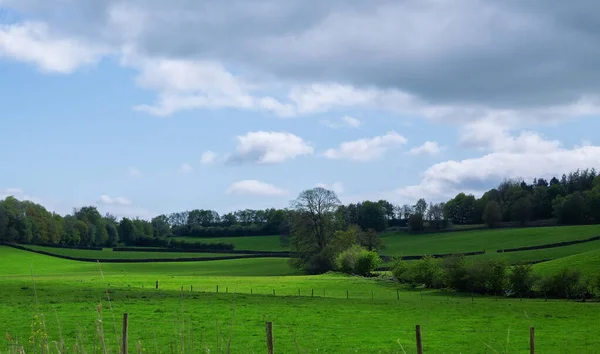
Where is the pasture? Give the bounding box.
[1,246,600,353]
[171,235,284,251]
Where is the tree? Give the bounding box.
[105,223,119,247]
[357,201,387,232]
[408,214,424,232]
[357,228,383,251]
[151,215,171,237]
[118,218,136,245]
[290,187,341,273]
[413,198,428,216]
[511,196,532,225]
[483,201,502,228]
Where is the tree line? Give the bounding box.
[1,168,600,250]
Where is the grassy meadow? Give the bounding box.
[1,244,600,353]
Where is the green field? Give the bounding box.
[1,246,600,353]
[23,245,243,260]
[172,235,285,251]
[381,225,600,256]
[534,248,600,278]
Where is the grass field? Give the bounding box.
[23,245,248,260]
[534,248,600,278]
[1,246,600,353]
[171,235,284,251]
[381,225,600,256]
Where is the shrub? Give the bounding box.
[354,249,381,276]
[465,259,507,295]
[303,248,336,275]
[391,258,411,283]
[441,255,469,291]
[538,268,584,299]
[335,245,381,276]
[508,263,537,296]
[408,214,425,232]
[335,245,362,273]
[412,256,444,289]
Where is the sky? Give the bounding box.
[1,0,600,219]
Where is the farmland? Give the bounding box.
[171,235,284,251]
[3,222,600,353]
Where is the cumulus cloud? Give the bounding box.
[0,21,107,73]
[397,131,600,201]
[407,141,443,156]
[323,131,407,161]
[98,195,132,206]
[226,180,287,196]
[200,151,218,165]
[227,131,313,164]
[316,182,344,194]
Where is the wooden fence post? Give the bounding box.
[346,290,349,299]
[217,285,219,293]
[122,313,128,354]
[266,322,274,354]
[155,281,158,289]
[397,289,399,300]
[416,325,423,354]
[311,289,314,297]
[530,326,535,354]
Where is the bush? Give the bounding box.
[538,268,585,299]
[465,259,507,295]
[391,258,411,283]
[408,214,425,232]
[335,245,381,276]
[303,248,336,275]
[508,263,537,297]
[441,255,469,291]
[335,245,362,273]
[412,256,444,289]
[354,249,381,276]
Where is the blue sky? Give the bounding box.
[1,1,600,219]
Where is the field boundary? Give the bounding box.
[496,235,600,253]
[113,246,291,256]
[0,243,288,263]
[380,250,485,262]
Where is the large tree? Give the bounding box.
[290,187,341,273]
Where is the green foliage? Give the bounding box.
[357,228,383,251]
[482,201,502,228]
[408,214,424,232]
[335,245,381,276]
[538,268,585,299]
[508,263,537,296]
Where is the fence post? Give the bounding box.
[217,285,219,293]
[311,289,314,297]
[266,322,274,354]
[122,313,129,354]
[251,288,253,295]
[397,289,399,300]
[530,327,535,354]
[416,325,423,354]
[298,289,300,297]
[155,281,158,289]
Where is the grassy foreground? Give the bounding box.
[1,247,600,353]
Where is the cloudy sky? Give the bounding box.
[1,0,600,219]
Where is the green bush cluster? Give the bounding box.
[335,245,381,276]
[392,256,600,299]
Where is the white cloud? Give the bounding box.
[323,131,407,161]
[397,131,600,202]
[228,131,313,164]
[128,166,142,177]
[407,141,443,156]
[226,180,287,196]
[200,151,217,165]
[178,163,193,173]
[316,182,344,194]
[0,21,107,73]
[98,195,132,206]
[320,115,362,129]
[342,116,361,128]
[0,188,41,203]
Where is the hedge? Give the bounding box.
[496,235,600,253]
